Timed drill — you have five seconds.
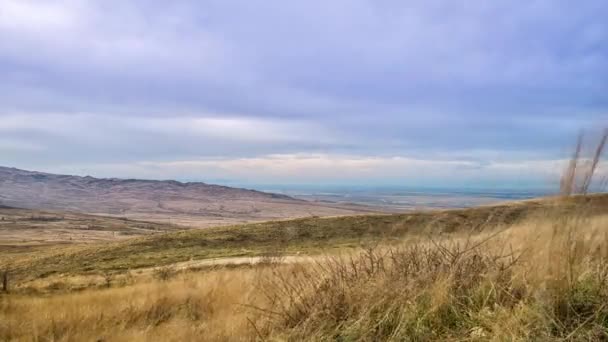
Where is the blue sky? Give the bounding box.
[0,0,606,188]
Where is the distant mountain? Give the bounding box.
[0,166,376,227]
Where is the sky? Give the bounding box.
[0,0,606,189]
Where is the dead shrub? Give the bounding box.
[255,211,608,340]
[153,267,175,281]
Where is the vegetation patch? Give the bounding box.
[3,194,607,283]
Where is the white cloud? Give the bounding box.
[136,116,335,144]
[0,113,343,167]
[43,154,587,187]
[0,1,232,78]
[1,112,604,188]
[0,0,81,32]
[0,113,335,145]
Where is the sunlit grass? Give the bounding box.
[2,198,608,341]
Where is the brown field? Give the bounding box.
[2,194,608,340]
[2,194,605,285]
[0,207,179,255]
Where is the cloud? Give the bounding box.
[136,116,335,144]
[0,1,606,185]
[0,0,79,32]
[0,113,343,166]
[1,0,605,116]
[43,153,591,190]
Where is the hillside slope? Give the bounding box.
[0,207,179,254]
[5,193,607,281]
[0,166,378,226]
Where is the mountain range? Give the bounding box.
[0,166,377,227]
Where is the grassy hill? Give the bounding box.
[2,193,608,341]
[4,193,607,281]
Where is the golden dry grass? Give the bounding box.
[0,207,177,254]
[1,266,269,341]
[2,198,608,341]
[4,193,606,286]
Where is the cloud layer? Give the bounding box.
[0,0,606,186]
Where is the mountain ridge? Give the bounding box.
[0,166,377,227]
[0,166,294,199]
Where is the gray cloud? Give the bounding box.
[0,0,606,185]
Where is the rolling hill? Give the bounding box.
[0,166,378,227]
[5,193,606,282]
[3,193,607,341]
